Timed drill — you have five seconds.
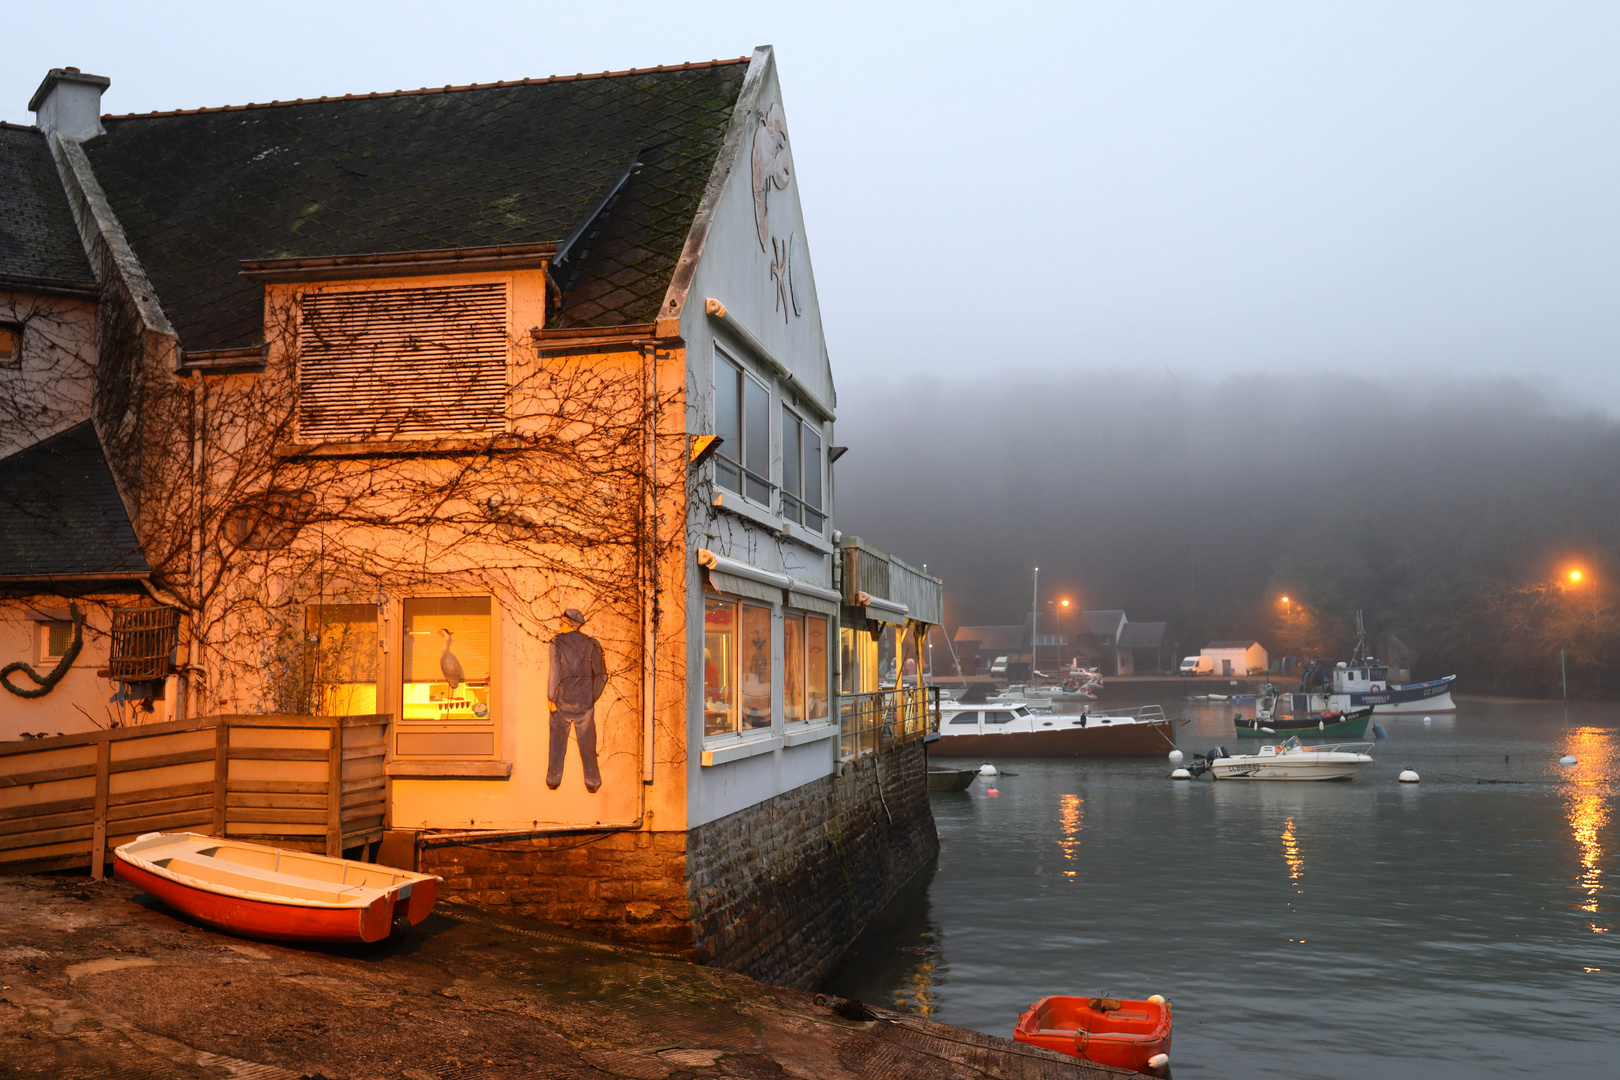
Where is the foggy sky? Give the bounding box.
[9,2,1620,408]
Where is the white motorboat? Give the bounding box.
[1197,736,1374,781]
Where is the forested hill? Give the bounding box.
[833,371,1620,698]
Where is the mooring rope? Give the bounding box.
[1,603,84,699]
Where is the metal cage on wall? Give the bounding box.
[108,606,180,682]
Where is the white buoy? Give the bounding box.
[1399,770,1420,783]
[1168,749,1184,764]
[1148,1054,1169,1071]
[1260,726,1276,735]
[1147,994,1167,1004]
[1561,755,1578,766]
[979,763,998,776]
[1423,716,1432,724]
[1169,768,1191,780]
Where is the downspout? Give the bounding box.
[643,342,658,787]
[189,374,207,719]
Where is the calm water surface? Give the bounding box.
[823,699,1620,1079]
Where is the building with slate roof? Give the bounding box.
[0,52,943,987]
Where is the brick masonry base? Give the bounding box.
[686,739,940,990]
[415,739,938,987]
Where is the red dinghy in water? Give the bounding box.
[114,833,440,945]
[1014,994,1172,1076]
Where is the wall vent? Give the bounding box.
[298,283,508,442]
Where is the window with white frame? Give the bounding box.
[703,595,773,736]
[713,350,772,506]
[398,596,496,758]
[779,406,824,531]
[783,611,830,724]
[37,621,73,665]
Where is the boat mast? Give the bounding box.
[1352,608,1368,664]
[1032,566,1039,680]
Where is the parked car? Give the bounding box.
[1179,656,1215,676]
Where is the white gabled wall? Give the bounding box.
[676,47,844,827]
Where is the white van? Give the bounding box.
[989,655,1010,676]
[1179,655,1214,676]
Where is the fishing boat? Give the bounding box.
[926,767,979,791]
[113,833,441,945]
[1234,684,1371,738]
[1193,737,1374,781]
[1013,994,1172,1076]
[1292,611,1456,714]
[934,703,1178,757]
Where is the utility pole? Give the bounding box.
[1562,648,1568,700]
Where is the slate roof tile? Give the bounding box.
[0,123,96,290]
[83,61,748,350]
[0,421,149,580]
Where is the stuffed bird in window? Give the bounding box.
[439,629,465,694]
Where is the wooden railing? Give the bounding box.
[839,686,940,760]
[0,714,388,876]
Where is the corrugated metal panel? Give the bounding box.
[298,283,508,441]
[888,559,943,625]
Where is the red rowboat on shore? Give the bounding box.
[1014,994,1172,1076]
[113,833,440,945]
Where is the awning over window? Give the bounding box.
[697,549,791,605]
[787,579,840,617]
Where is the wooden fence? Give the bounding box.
[0,714,389,876]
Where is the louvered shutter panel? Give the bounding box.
[298,283,508,441]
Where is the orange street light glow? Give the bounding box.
[1571,571,1584,583]
[1060,599,1071,608]
[1281,596,1290,603]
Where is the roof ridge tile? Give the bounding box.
[101,56,752,120]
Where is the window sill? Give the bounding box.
[781,521,833,553]
[277,435,525,459]
[782,723,838,747]
[386,760,513,780]
[700,734,782,767]
[711,490,785,532]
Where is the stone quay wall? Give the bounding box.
[686,739,940,989]
[418,828,693,951]
[413,739,938,985]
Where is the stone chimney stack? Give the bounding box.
[29,67,111,141]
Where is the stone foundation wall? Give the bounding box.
[686,740,939,989]
[412,740,938,983]
[418,829,692,951]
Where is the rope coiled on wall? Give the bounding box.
[1,603,84,699]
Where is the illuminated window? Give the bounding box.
[398,597,495,758]
[806,615,829,722]
[713,350,772,505]
[704,596,773,737]
[0,324,20,369]
[304,605,378,716]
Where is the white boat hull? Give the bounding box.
[1209,757,1369,781]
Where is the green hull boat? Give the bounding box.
[1234,713,1371,739]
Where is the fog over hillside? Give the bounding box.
[832,372,1620,695]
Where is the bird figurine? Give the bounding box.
[439,629,465,695]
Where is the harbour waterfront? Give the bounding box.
[824,698,1620,1079]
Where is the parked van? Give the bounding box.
[1179,656,1215,676]
[989,655,1010,676]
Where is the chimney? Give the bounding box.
[29,67,111,141]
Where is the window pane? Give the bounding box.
[803,427,822,512]
[714,356,741,492]
[743,374,770,492]
[782,408,801,498]
[807,616,829,721]
[305,604,379,716]
[839,626,856,695]
[44,622,74,659]
[704,597,738,737]
[0,325,18,367]
[783,614,805,723]
[877,625,898,688]
[741,604,773,730]
[402,597,491,725]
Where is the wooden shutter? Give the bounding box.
[298,283,508,441]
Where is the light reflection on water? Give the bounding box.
[824,699,1620,1079]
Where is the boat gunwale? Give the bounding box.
[114,833,440,911]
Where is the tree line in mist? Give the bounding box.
[833,370,1620,698]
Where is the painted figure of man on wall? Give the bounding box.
[547,608,608,793]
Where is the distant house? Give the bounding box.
[1202,640,1269,676]
[952,609,1162,678]
[1118,620,1167,675]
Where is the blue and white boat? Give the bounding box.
[1289,612,1457,714]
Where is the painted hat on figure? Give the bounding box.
[562,608,586,625]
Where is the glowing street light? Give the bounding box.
[1570,570,1584,583]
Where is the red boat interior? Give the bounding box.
[1014,994,1171,1074]
[1024,996,1167,1040]
[149,842,415,905]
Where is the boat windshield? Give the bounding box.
[1282,736,1303,752]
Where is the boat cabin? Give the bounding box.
[1331,660,1391,693]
